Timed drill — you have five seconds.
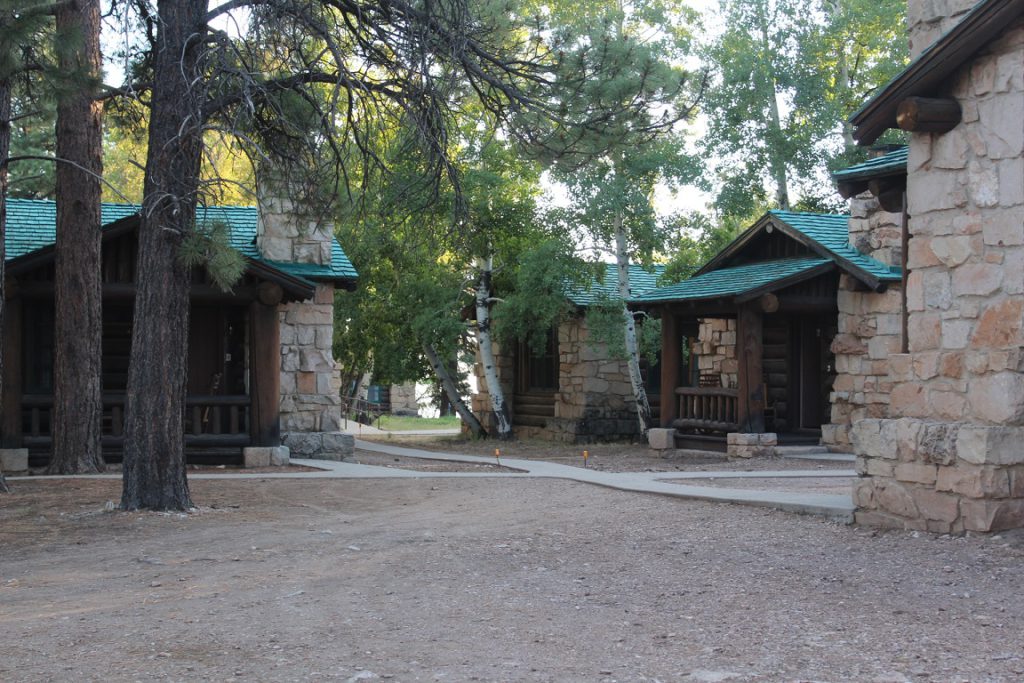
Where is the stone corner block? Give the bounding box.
[0,448,29,473]
[647,428,676,450]
[957,425,1024,466]
[242,446,291,468]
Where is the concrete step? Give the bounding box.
[775,445,829,456]
[775,445,856,463]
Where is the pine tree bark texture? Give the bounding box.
[615,218,651,437]
[474,255,512,440]
[0,77,9,494]
[49,0,105,474]
[120,0,208,510]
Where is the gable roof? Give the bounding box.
[850,0,1024,144]
[4,198,358,288]
[631,211,900,306]
[566,263,666,307]
[630,256,834,304]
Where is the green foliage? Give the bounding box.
[178,220,245,292]
[697,0,908,219]
[492,240,583,355]
[584,288,661,365]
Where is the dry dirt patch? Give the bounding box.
[3,477,1024,682]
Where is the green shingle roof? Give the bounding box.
[566,263,666,306]
[632,257,831,303]
[3,198,358,283]
[832,147,908,182]
[768,210,901,282]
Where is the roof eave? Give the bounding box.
[850,0,1024,145]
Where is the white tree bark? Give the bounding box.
[422,342,486,438]
[615,217,652,436]
[474,255,513,439]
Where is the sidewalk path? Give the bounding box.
[351,439,855,521]
[10,440,856,522]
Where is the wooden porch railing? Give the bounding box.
[21,394,252,449]
[672,386,739,433]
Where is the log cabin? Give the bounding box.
[633,210,902,453]
[1,198,357,467]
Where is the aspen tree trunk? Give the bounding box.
[615,216,651,437]
[0,77,8,493]
[474,255,512,440]
[423,342,486,438]
[756,2,790,210]
[121,0,208,510]
[49,0,105,474]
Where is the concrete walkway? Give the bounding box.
[350,439,856,521]
[10,440,856,522]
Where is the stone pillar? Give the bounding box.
[257,178,352,460]
[852,18,1024,532]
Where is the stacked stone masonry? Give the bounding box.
[472,317,642,442]
[695,319,738,388]
[258,184,352,460]
[852,11,1024,532]
[823,195,904,452]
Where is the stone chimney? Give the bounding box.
[253,169,351,462]
[907,0,978,58]
[255,172,333,266]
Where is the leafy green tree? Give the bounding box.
[697,0,907,219]
[542,0,699,436]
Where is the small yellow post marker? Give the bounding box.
[583,450,589,468]
[495,448,501,466]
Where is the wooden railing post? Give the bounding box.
[250,301,281,446]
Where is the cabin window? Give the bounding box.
[23,303,55,393]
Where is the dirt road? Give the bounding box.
[2,477,1023,682]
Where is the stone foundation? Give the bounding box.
[283,431,354,461]
[727,432,777,459]
[853,419,1024,533]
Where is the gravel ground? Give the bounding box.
[3,477,1024,682]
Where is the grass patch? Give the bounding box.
[376,415,462,431]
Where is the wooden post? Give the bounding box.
[736,304,765,433]
[1,298,22,448]
[659,312,681,428]
[250,301,281,446]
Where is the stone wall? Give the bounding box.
[695,318,737,388]
[851,18,1024,532]
[908,0,978,58]
[823,195,904,452]
[471,317,642,442]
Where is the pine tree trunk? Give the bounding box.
[49,0,105,474]
[474,255,512,440]
[423,342,486,438]
[0,77,9,494]
[615,217,651,437]
[121,0,208,511]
